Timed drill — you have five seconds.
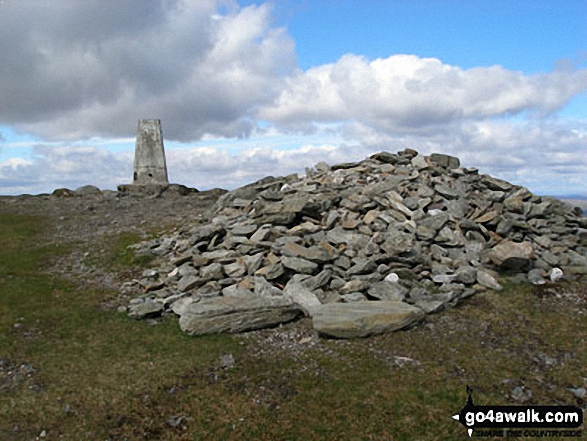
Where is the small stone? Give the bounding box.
[527,269,546,285]
[489,240,534,271]
[224,261,247,278]
[429,153,460,169]
[178,275,203,292]
[567,387,586,399]
[222,284,253,297]
[367,281,408,301]
[255,263,284,280]
[511,386,532,403]
[254,276,283,297]
[219,353,235,368]
[476,271,502,291]
[340,279,370,294]
[200,263,225,280]
[250,224,272,242]
[281,242,332,263]
[384,273,399,283]
[549,268,564,282]
[346,259,377,276]
[455,265,477,285]
[128,300,163,320]
[281,256,318,274]
[284,278,322,316]
[170,297,197,316]
[341,292,368,302]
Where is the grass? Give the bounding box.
[0,212,585,440]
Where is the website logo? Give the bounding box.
[452,386,583,438]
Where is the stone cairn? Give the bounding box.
[123,149,587,338]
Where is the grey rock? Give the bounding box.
[250,224,272,242]
[549,268,564,282]
[527,269,546,285]
[476,271,503,291]
[367,281,408,301]
[224,261,247,278]
[429,153,460,169]
[230,224,258,236]
[281,242,332,263]
[418,212,450,233]
[254,276,283,297]
[312,302,425,338]
[243,253,265,275]
[346,259,377,276]
[255,263,284,280]
[411,154,429,170]
[567,387,586,399]
[511,386,532,403]
[489,240,534,271]
[326,227,369,248]
[281,256,318,274]
[371,151,400,164]
[341,292,368,302]
[128,299,163,320]
[200,263,225,280]
[222,285,253,297]
[74,184,102,196]
[455,265,477,285]
[482,176,513,192]
[179,296,303,335]
[435,184,460,199]
[340,279,371,294]
[380,231,413,254]
[432,273,457,284]
[219,353,236,369]
[171,296,198,315]
[283,278,322,316]
[177,275,204,292]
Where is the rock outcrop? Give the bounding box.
[123,149,587,338]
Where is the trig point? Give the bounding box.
[133,119,169,184]
[119,119,194,197]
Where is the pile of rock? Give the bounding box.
[123,149,587,338]
[51,184,199,198]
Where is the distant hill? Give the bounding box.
[560,197,587,213]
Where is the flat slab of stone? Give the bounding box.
[311,301,425,338]
[179,296,303,336]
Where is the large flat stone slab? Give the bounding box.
[311,301,425,339]
[179,296,303,336]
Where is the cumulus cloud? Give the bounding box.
[1,1,586,197]
[0,0,296,141]
[259,54,587,133]
[0,145,131,194]
[3,119,585,197]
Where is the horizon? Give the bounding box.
[0,0,586,197]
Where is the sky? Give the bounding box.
[0,0,586,197]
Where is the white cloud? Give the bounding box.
[3,119,584,197]
[0,2,586,197]
[259,54,587,133]
[0,0,296,141]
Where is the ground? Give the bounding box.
[0,193,585,440]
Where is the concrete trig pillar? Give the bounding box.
[133,119,169,184]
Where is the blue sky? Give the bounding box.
[276,0,586,72]
[0,0,586,196]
